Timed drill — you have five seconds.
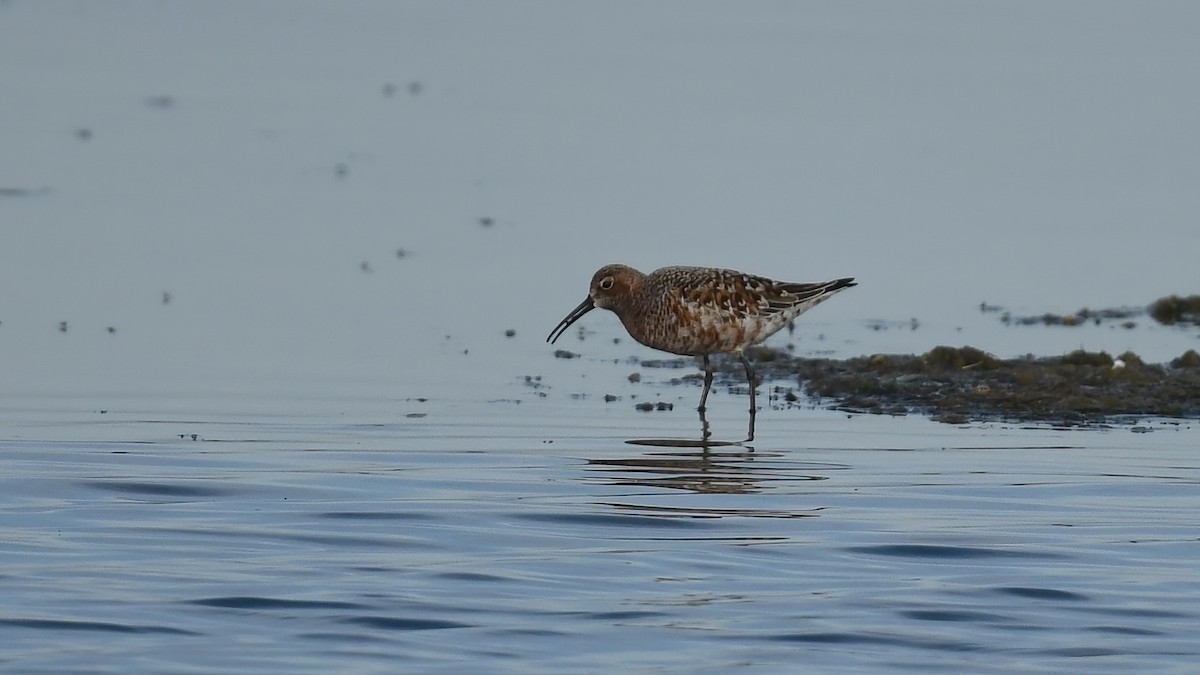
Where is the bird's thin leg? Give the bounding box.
[698,405,712,442]
[740,353,756,443]
[697,354,714,413]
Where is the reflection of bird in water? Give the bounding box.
[586,448,832,502]
[549,264,854,442]
[589,450,765,494]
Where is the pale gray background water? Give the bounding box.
[2,1,1198,672]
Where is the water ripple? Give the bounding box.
[995,586,1089,601]
[0,618,198,635]
[189,597,369,611]
[848,544,1065,559]
[341,616,473,631]
[79,480,237,498]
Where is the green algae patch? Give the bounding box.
[646,346,1200,426]
[1150,295,1200,326]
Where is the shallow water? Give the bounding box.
[3,393,1197,673]
[3,1,1200,671]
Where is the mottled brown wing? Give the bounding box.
[676,269,783,320]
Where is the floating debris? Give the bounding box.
[990,294,1200,329]
[634,401,674,412]
[1002,306,1144,327]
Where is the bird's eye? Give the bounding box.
[600,277,614,290]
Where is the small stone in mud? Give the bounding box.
[554,349,578,359]
[604,394,618,402]
[505,329,516,338]
[396,248,409,259]
[478,217,494,227]
[58,321,68,333]
[634,402,653,411]
[162,292,172,305]
[107,326,116,334]
[360,261,372,273]
[655,401,673,411]
[628,372,641,383]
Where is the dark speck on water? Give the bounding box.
[0,186,50,198]
[145,95,175,108]
[553,349,578,359]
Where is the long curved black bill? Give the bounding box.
[547,296,595,344]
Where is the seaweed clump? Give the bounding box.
[1149,295,1200,326]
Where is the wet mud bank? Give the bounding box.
[645,346,1200,426]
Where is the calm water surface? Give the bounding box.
[4,2,1200,672]
[2,391,1196,673]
